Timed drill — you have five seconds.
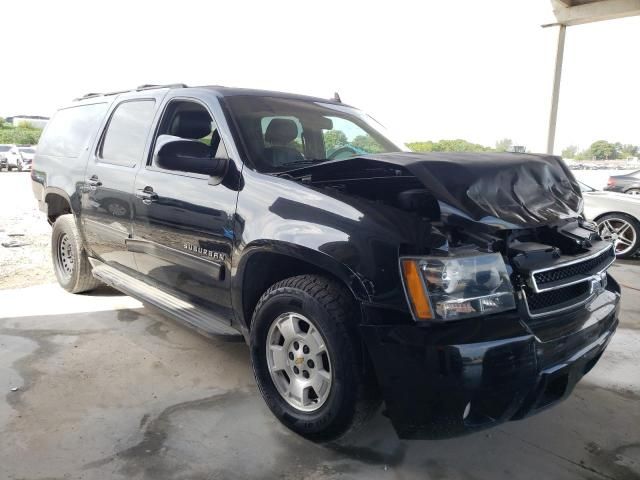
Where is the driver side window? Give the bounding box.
[152,100,228,169]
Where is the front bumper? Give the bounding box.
[360,275,620,439]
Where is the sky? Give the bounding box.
[1,0,638,154]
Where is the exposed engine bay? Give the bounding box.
[281,152,615,328]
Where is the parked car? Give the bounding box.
[604,170,640,194]
[0,145,35,172]
[0,144,20,171]
[581,181,640,258]
[32,84,619,441]
[0,144,10,170]
[17,146,36,171]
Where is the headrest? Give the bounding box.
[264,118,299,145]
[169,111,212,139]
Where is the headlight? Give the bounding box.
[400,252,516,321]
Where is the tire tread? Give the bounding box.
[52,214,101,293]
[251,274,379,441]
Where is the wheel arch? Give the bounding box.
[44,189,73,224]
[233,242,371,332]
[593,211,640,224]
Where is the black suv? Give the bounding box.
[32,84,619,441]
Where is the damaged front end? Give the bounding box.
[281,152,620,439]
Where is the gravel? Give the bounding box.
[0,171,56,289]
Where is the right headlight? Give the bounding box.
[400,252,516,321]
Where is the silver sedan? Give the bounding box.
[581,181,640,258]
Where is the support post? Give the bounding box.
[546,24,566,155]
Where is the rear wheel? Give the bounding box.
[250,274,379,442]
[597,213,640,259]
[51,214,102,293]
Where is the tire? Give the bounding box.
[250,274,379,442]
[597,213,640,259]
[51,214,102,293]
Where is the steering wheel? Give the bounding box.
[328,146,360,160]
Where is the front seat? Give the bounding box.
[263,118,304,167]
[169,110,212,140]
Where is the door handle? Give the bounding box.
[136,186,158,204]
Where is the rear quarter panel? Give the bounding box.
[31,100,113,216]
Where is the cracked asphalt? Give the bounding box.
[0,175,639,479]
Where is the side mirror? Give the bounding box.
[155,135,228,180]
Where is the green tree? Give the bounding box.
[0,117,5,128]
[561,145,578,159]
[408,139,492,153]
[619,143,639,158]
[17,120,34,129]
[323,130,348,152]
[352,134,384,153]
[435,139,492,152]
[407,141,435,152]
[0,126,42,145]
[589,140,618,160]
[495,138,513,152]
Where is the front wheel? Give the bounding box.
[597,213,640,259]
[51,214,102,293]
[250,275,379,442]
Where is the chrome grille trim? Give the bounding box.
[521,287,595,319]
[528,243,615,293]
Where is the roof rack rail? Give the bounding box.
[73,92,102,101]
[136,83,188,91]
[74,83,187,101]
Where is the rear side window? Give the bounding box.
[38,103,108,158]
[100,100,156,167]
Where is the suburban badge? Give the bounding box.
[183,243,226,261]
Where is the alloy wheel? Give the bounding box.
[598,217,637,256]
[266,312,332,412]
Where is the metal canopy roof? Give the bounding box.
[551,0,640,26]
[545,0,640,154]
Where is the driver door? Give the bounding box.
[131,96,238,320]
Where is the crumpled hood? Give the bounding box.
[286,152,583,229]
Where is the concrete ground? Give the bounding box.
[0,174,639,479]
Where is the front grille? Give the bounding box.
[533,246,614,288]
[526,281,590,313]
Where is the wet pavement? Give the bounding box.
[1,262,639,480]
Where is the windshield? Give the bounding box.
[224,95,406,172]
[19,148,35,154]
[0,146,10,152]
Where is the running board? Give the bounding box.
[92,263,240,337]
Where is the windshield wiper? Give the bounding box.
[278,159,329,170]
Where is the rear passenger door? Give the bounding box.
[81,92,165,271]
[131,95,239,320]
